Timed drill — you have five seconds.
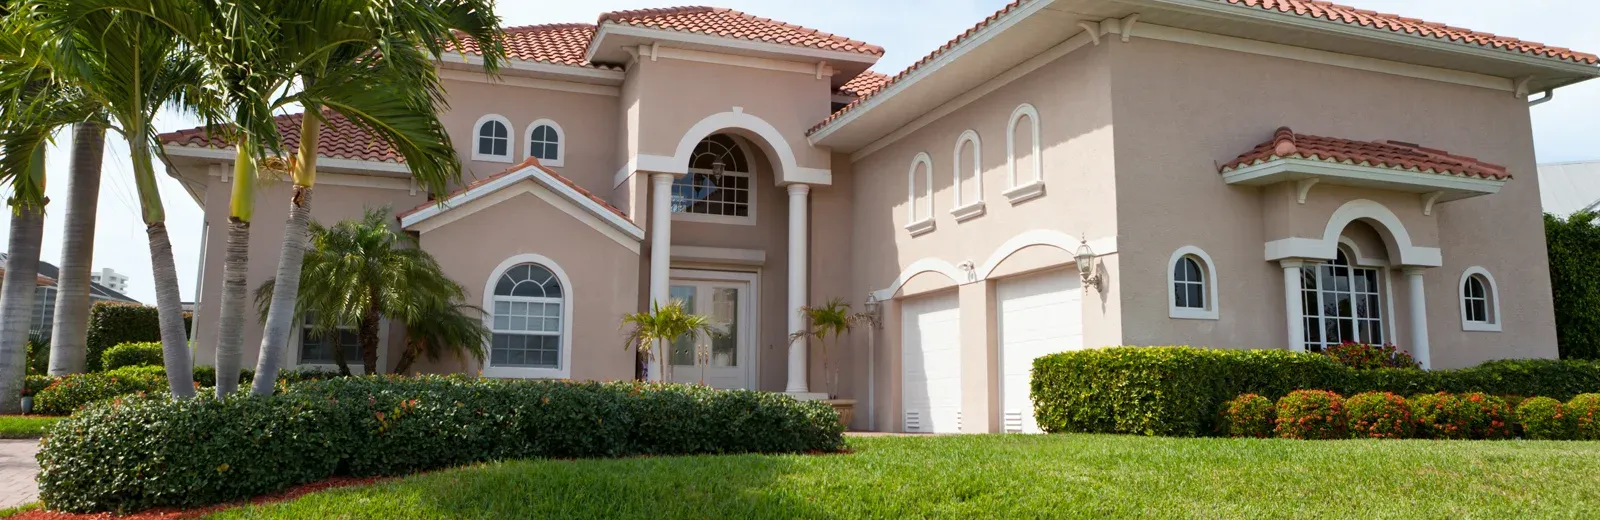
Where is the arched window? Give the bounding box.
[952,130,985,221]
[525,119,565,167]
[671,134,755,224]
[473,114,512,162]
[485,257,572,378]
[1004,103,1044,204]
[1168,246,1218,320]
[906,152,935,236]
[1459,267,1501,332]
[1300,246,1384,351]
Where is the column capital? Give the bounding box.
[786,183,812,196]
[1278,258,1310,269]
[1401,266,1430,276]
[649,172,677,184]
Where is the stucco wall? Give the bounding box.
[439,77,620,197]
[1107,37,1557,367]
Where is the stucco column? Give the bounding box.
[1404,267,1432,370]
[958,280,999,434]
[648,172,675,382]
[1280,259,1306,353]
[786,184,812,394]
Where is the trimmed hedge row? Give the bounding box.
[102,342,164,371]
[1031,347,1600,436]
[28,366,335,415]
[37,376,844,513]
[1222,390,1596,440]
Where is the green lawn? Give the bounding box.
[0,415,61,438]
[204,434,1600,519]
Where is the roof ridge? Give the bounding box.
[597,6,717,24]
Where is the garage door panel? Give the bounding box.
[998,269,1083,434]
[901,291,961,433]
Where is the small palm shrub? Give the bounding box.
[1411,392,1513,440]
[1345,392,1413,439]
[1218,393,1275,438]
[1516,397,1575,440]
[1569,393,1600,440]
[1275,390,1347,439]
[101,341,164,371]
[1322,342,1419,370]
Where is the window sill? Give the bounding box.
[950,201,986,222]
[1462,321,1502,332]
[1003,181,1046,204]
[483,365,570,380]
[473,154,514,164]
[672,212,757,226]
[1168,307,1218,320]
[905,218,936,237]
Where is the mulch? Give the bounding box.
[13,476,393,520]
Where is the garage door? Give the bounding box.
[901,291,962,433]
[998,269,1083,433]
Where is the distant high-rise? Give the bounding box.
[90,267,130,294]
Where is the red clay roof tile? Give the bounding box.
[597,6,883,56]
[837,71,890,97]
[1220,126,1511,180]
[447,23,616,70]
[158,111,403,164]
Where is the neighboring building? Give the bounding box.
[89,267,130,295]
[159,2,1599,433]
[0,254,141,338]
[1537,160,1600,218]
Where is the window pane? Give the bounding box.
[1174,283,1188,308]
[492,139,506,157]
[544,143,559,161]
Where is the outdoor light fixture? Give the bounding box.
[1075,235,1101,289]
[863,293,883,329]
[710,159,726,182]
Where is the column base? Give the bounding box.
[785,392,830,401]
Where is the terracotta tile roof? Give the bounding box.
[158,111,404,164]
[0,268,55,287]
[597,6,883,56]
[1220,127,1510,180]
[396,157,632,222]
[447,23,619,70]
[808,1,1030,135]
[837,71,890,97]
[1215,0,1598,65]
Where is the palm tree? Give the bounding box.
[0,145,45,414]
[393,302,489,375]
[249,0,505,395]
[790,298,874,397]
[621,301,721,384]
[46,119,105,376]
[255,207,471,375]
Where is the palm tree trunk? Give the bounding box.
[394,342,420,375]
[0,201,46,414]
[251,115,320,395]
[129,139,195,399]
[47,121,104,376]
[214,144,256,397]
[358,303,380,375]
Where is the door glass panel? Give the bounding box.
[669,285,697,366]
[711,287,739,367]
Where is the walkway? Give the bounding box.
[0,439,39,509]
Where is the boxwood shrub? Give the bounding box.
[101,341,164,371]
[1032,346,1600,436]
[36,376,843,513]
[1516,397,1575,440]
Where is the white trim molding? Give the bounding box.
[869,258,965,302]
[1006,103,1043,194]
[906,152,935,236]
[1458,266,1503,332]
[481,254,575,380]
[952,129,984,218]
[1263,199,1442,267]
[438,68,620,97]
[670,245,765,266]
[400,162,645,251]
[524,119,566,167]
[870,230,1118,301]
[471,114,515,163]
[437,52,626,84]
[648,108,830,185]
[1222,157,1504,202]
[1167,246,1220,320]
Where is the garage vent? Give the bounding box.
[904,411,921,431]
[1004,410,1024,433]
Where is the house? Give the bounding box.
[0,254,141,337]
[1537,160,1600,218]
[160,1,1599,433]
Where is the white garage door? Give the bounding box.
[998,269,1083,433]
[901,291,962,433]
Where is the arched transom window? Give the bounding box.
[672,134,754,223]
[474,115,511,162]
[490,263,564,370]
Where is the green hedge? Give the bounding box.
[33,371,168,416]
[36,376,844,513]
[1547,212,1600,360]
[1031,347,1600,436]
[102,342,164,371]
[85,303,161,372]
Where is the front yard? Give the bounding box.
[204,433,1600,519]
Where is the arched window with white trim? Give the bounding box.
[473,114,512,163]
[484,256,573,379]
[1005,103,1044,203]
[1459,267,1501,332]
[525,119,565,167]
[1168,246,1218,320]
[906,152,935,236]
[952,130,985,221]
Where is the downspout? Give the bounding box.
[1527,89,1555,107]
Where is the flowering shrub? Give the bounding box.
[1218,394,1275,438]
[1275,390,1347,439]
[1569,393,1600,440]
[32,372,166,415]
[1345,392,1413,439]
[1515,397,1575,440]
[1410,392,1513,440]
[1322,342,1420,370]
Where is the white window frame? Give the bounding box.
[1167,246,1219,320]
[1003,103,1045,204]
[289,314,389,374]
[482,254,574,379]
[1458,266,1502,332]
[671,134,758,226]
[951,130,986,222]
[472,114,513,163]
[1300,245,1387,351]
[906,152,936,236]
[523,118,566,167]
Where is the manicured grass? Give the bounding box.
[204,434,1600,519]
[0,503,39,518]
[0,415,61,439]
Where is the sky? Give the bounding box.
[0,0,1595,304]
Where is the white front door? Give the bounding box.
[666,271,755,390]
[998,269,1083,434]
[901,291,962,433]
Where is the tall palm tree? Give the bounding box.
[621,301,721,384]
[46,119,105,376]
[255,207,473,375]
[248,0,504,394]
[0,145,45,414]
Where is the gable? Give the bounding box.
[400,159,644,253]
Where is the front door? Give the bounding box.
[666,272,755,390]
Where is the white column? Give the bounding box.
[1404,267,1431,370]
[786,183,811,393]
[648,173,675,381]
[1280,259,1306,353]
